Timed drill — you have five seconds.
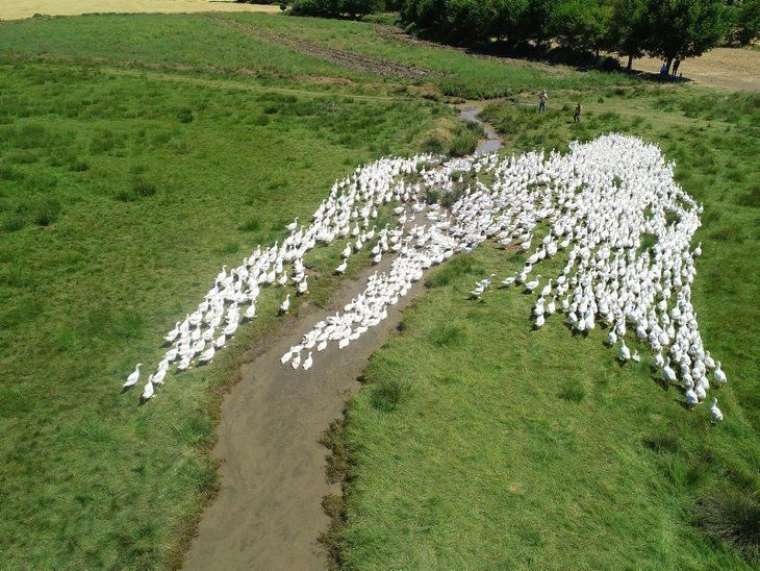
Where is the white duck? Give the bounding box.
[710,398,723,422]
[123,364,142,389]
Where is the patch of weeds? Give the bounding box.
[0,164,24,181]
[643,434,680,454]
[735,185,760,208]
[429,324,466,347]
[253,114,270,126]
[558,382,585,403]
[370,378,411,413]
[421,132,446,154]
[69,160,89,172]
[176,108,194,124]
[31,198,61,226]
[16,123,47,148]
[132,179,157,198]
[2,215,25,233]
[238,219,261,232]
[220,242,239,255]
[425,255,484,288]
[697,490,760,564]
[665,210,680,226]
[638,233,657,254]
[710,226,745,243]
[319,417,350,485]
[425,188,440,205]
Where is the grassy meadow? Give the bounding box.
[337,89,760,569]
[1,8,758,571]
[0,47,450,570]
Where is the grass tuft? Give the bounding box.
[697,491,760,563]
[370,379,411,413]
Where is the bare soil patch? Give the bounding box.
[631,48,760,92]
[182,256,429,571]
[0,0,279,21]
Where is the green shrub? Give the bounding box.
[291,0,382,18]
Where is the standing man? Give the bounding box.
[574,102,582,123]
[538,90,548,113]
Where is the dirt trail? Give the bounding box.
[183,254,427,570]
[183,109,499,571]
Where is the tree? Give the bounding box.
[733,0,760,44]
[490,0,531,44]
[549,0,612,54]
[645,0,729,73]
[609,0,649,69]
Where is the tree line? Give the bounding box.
[399,0,757,72]
[279,0,759,71]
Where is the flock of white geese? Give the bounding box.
[123,134,727,421]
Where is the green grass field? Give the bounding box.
[338,90,760,569]
[1,9,759,570]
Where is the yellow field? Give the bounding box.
[0,0,279,21]
[631,48,760,92]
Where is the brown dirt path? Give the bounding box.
[183,110,498,571]
[182,254,428,570]
[0,0,279,21]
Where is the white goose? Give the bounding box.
[123,364,142,389]
[710,398,723,422]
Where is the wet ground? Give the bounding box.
[459,105,504,155]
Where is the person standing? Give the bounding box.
[538,90,548,113]
[574,103,582,123]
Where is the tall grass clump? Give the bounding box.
[697,491,760,563]
[370,378,412,413]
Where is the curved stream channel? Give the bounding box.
[183,107,501,570]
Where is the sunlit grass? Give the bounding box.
[340,89,760,569]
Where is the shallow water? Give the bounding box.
[458,106,503,155]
